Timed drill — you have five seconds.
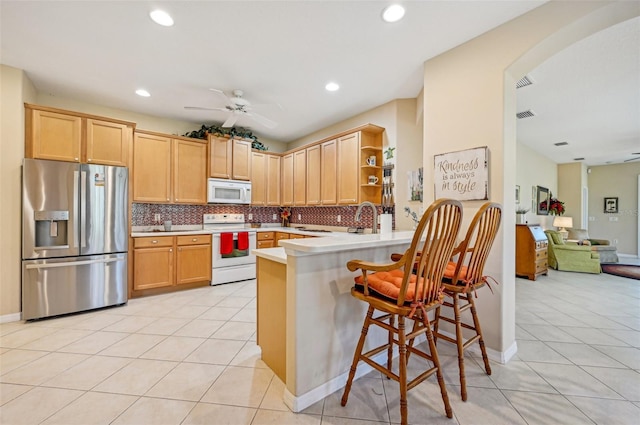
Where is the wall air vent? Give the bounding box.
[554,142,569,146]
[516,110,535,119]
[516,75,533,88]
[573,157,584,161]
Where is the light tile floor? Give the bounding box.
[1,262,639,425]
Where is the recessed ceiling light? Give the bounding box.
[150,10,174,26]
[325,82,340,92]
[382,4,405,23]
[135,89,150,97]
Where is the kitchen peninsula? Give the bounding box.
[253,231,415,412]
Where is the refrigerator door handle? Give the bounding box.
[80,170,87,248]
[25,257,125,270]
[73,170,80,249]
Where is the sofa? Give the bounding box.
[567,228,619,263]
[544,230,601,274]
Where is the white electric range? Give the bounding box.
[203,214,257,286]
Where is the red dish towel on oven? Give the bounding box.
[220,232,233,255]
[237,232,249,251]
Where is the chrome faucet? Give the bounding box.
[354,201,378,234]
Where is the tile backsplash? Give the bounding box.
[132,204,394,229]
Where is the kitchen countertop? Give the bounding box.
[131,225,365,238]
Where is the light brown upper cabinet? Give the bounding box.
[337,132,360,204]
[306,144,321,205]
[281,153,294,206]
[336,127,383,205]
[266,153,281,206]
[133,130,207,204]
[320,139,337,204]
[293,149,306,206]
[252,151,281,206]
[25,103,134,166]
[208,135,252,181]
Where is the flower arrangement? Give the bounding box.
[516,207,530,214]
[540,194,565,215]
[547,196,565,216]
[279,207,291,227]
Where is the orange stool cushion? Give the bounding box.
[354,269,425,302]
[443,261,469,284]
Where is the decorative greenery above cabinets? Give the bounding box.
[183,124,268,151]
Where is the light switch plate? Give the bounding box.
[273,214,277,220]
[337,215,341,222]
[248,213,253,220]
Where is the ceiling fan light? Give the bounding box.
[150,10,174,27]
[382,4,405,23]
[325,82,340,92]
[135,89,150,97]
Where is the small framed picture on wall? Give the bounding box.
[604,197,618,213]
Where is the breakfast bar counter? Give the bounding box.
[253,231,415,412]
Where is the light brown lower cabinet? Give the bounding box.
[133,235,211,292]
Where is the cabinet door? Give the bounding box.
[133,246,174,290]
[86,119,132,166]
[209,136,232,178]
[337,132,360,204]
[232,139,252,180]
[306,145,321,205]
[281,153,294,206]
[251,152,267,205]
[293,149,306,206]
[320,139,337,205]
[174,139,207,204]
[176,243,212,285]
[133,132,172,203]
[28,109,82,162]
[266,154,281,206]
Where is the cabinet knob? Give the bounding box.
[87,158,92,162]
[169,248,173,252]
[192,238,197,242]
[74,157,79,161]
[152,240,158,244]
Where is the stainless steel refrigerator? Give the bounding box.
[22,159,128,320]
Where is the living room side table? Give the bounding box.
[515,224,548,280]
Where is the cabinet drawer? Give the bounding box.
[177,234,212,246]
[535,249,547,260]
[536,261,548,273]
[134,236,173,248]
[258,232,275,241]
[289,234,306,239]
[257,240,275,248]
[535,241,548,249]
[275,232,290,241]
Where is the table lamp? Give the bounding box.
[553,216,573,240]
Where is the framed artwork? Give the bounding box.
[433,146,489,201]
[604,197,618,213]
[515,185,520,203]
[536,185,550,215]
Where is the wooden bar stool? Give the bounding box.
[341,199,463,425]
[433,202,502,401]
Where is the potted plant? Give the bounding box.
[516,207,529,224]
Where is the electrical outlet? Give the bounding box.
[589,216,596,221]
[609,216,618,222]
[298,214,301,220]
[154,213,161,223]
[613,239,618,245]
[273,214,277,220]
[248,213,253,220]
[337,215,341,223]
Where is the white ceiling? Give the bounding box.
[1,1,638,166]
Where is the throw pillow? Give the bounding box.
[549,231,564,245]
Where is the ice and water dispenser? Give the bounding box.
[34,210,69,249]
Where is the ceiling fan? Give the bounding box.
[185,89,278,129]
[623,152,640,162]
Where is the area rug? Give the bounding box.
[601,264,640,280]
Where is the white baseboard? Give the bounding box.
[437,329,518,364]
[0,312,22,323]
[283,351,389,413]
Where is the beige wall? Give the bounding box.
[588,162,640,255]
[422,1,637,357]
[558,162,588,229]
[516,142,559,229]
[0,65,36,319]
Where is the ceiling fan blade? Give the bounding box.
[222,114,239,128]
[624,157,640,162]
[209,88,233,104]
[184,106,228,112]
[246,112,277,129]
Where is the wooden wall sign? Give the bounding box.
[434,146,489,201]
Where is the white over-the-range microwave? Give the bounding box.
[207,178,252,204]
